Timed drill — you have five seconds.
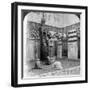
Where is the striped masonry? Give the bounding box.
[68,29,77,42]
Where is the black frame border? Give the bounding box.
[11,2,88,87]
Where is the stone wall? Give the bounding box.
[68,42,78,59]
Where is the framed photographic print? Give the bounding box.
[11,2,88,87]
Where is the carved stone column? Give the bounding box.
[57,40,62,59]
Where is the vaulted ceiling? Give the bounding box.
[23,12,80,28]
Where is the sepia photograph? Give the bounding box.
[11,2,87,87]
